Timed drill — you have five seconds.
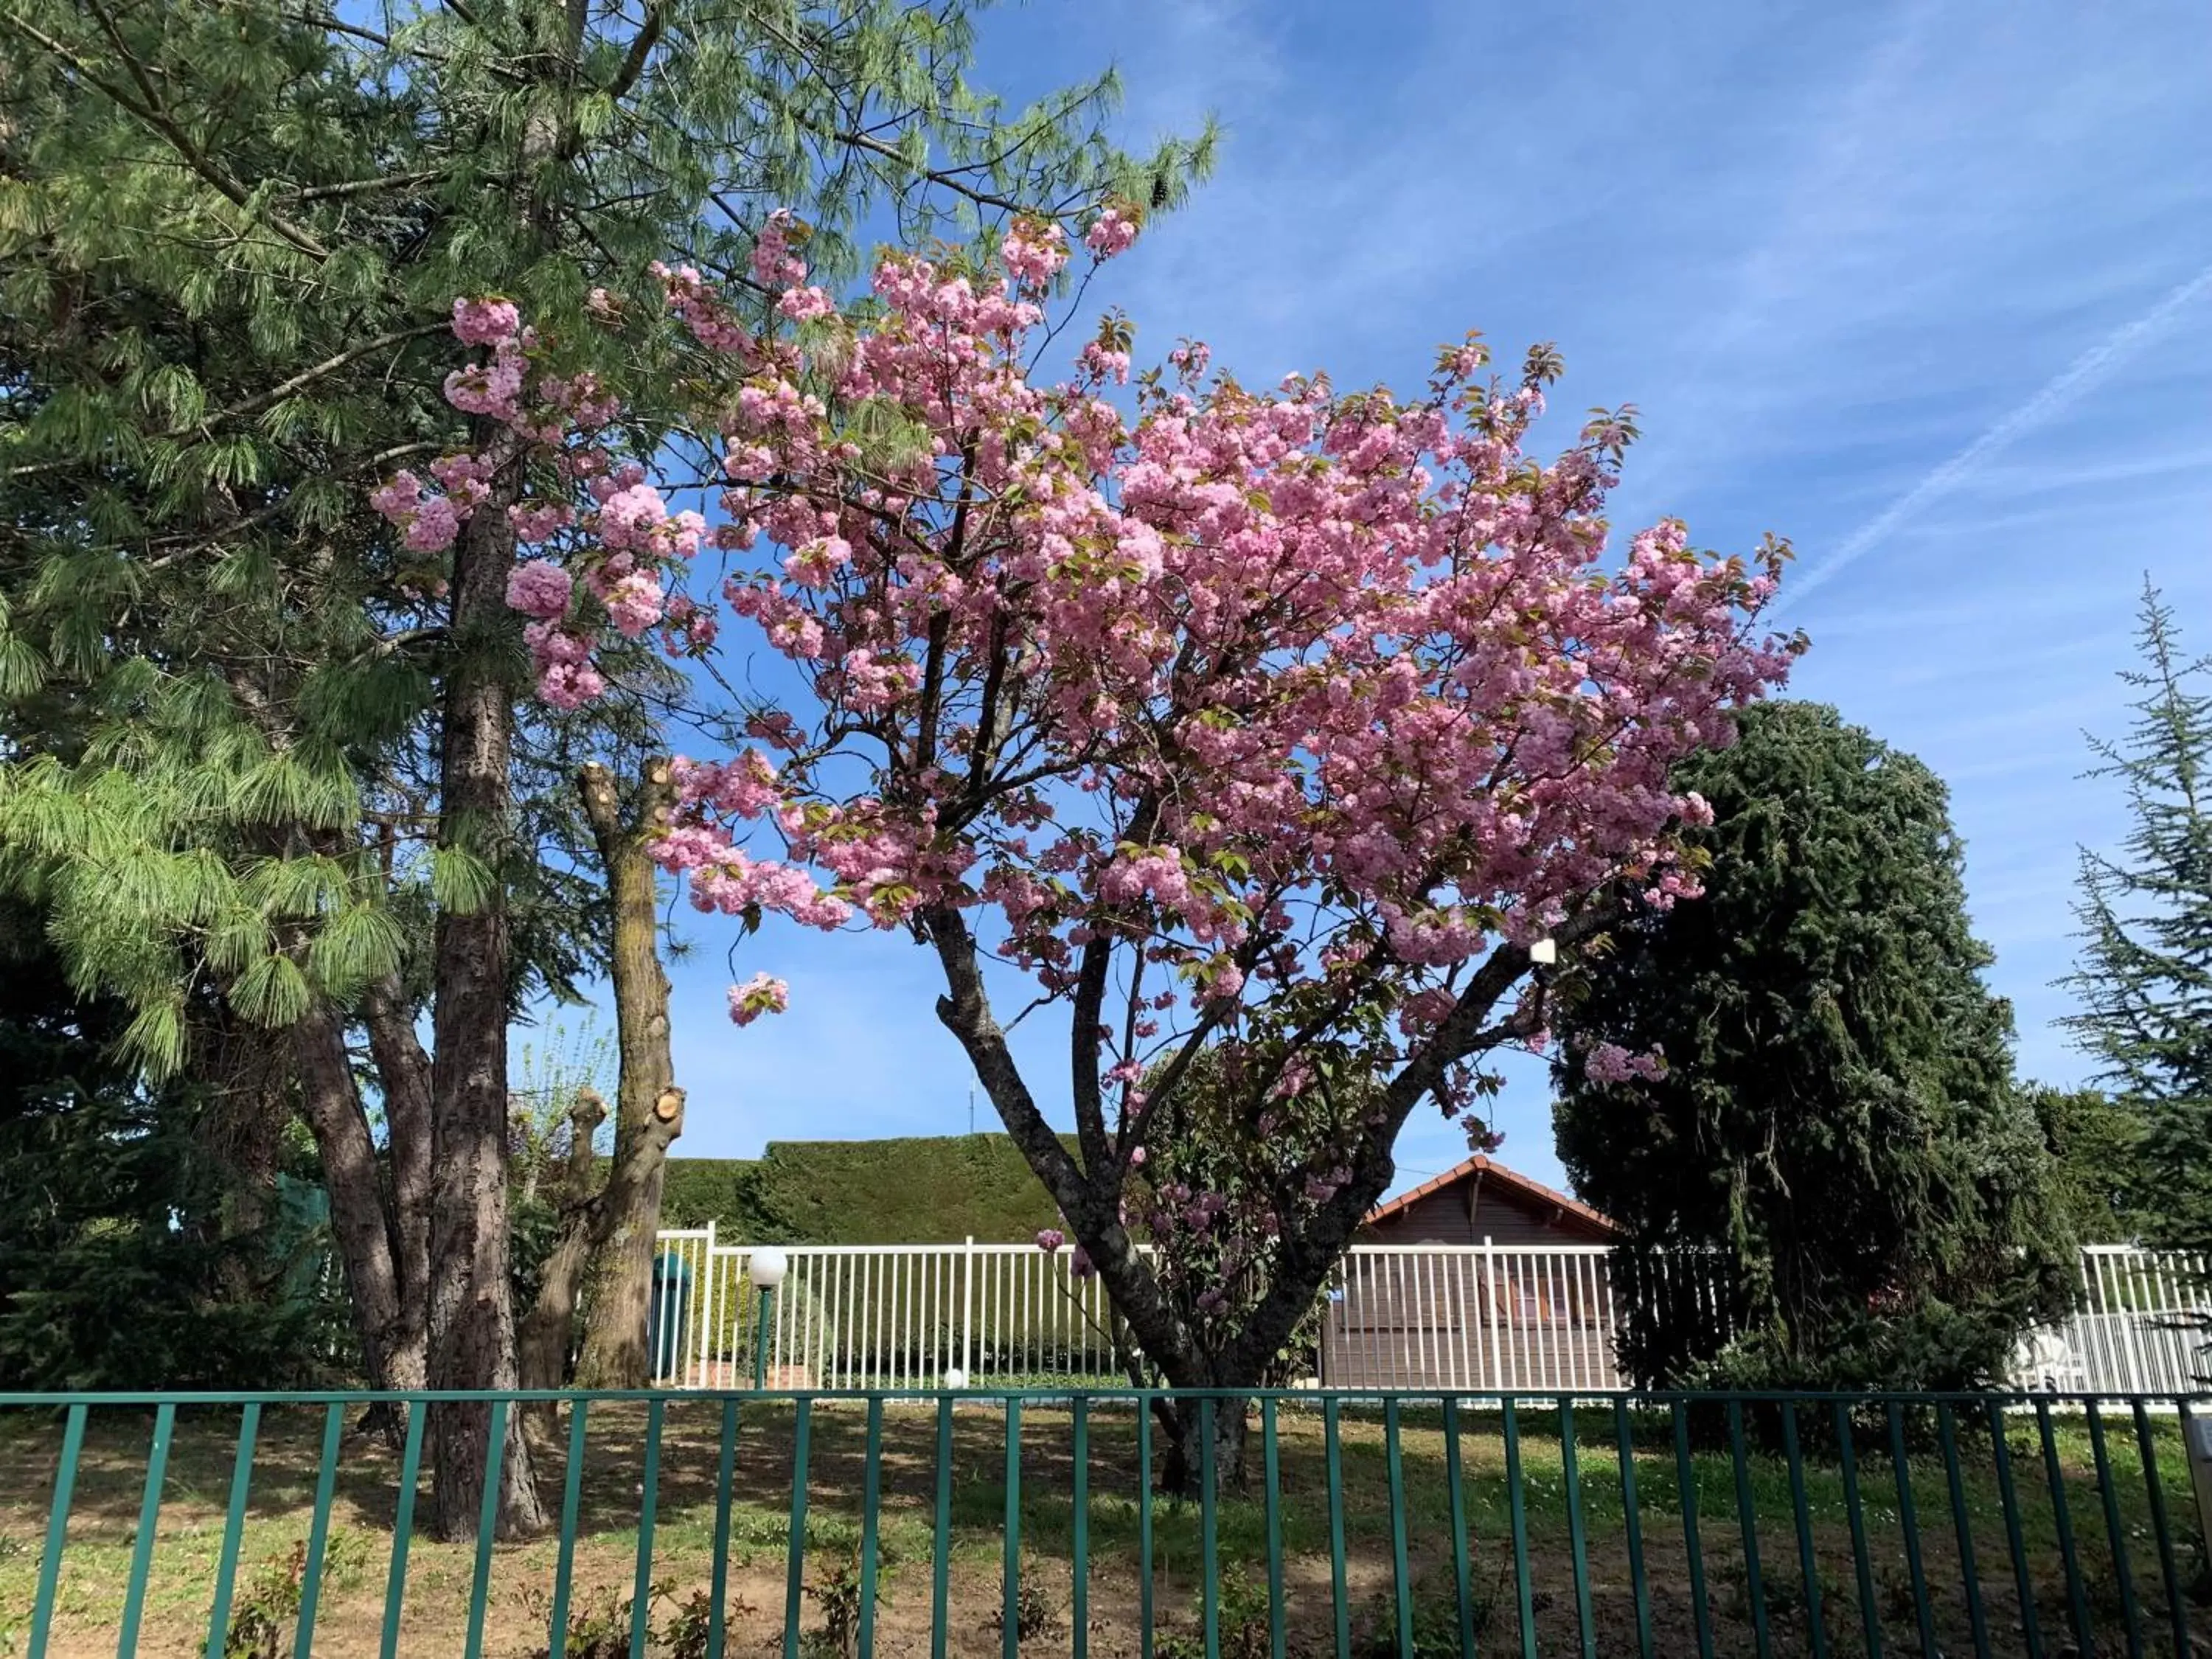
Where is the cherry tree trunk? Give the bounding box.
[1155,1394,1253,1498]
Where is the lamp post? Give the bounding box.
[748,1247,787,1391]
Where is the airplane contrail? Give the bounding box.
[1781,260,2212,610]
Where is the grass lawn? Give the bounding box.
[1,1397,2207,1657]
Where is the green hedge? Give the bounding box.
[661,1133,1072,1242]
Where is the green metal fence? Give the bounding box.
[3,1387,2207,1658]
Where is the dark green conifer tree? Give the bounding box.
[1551,702,2073,1392]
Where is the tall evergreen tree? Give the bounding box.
[2063,580,2212,1254]
[1,0,1210,1534]
[1551,702,2073,1392]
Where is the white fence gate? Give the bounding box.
[647,1229,2211,1395]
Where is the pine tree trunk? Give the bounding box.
[291,1004,412,1391]
[574,759,684,1388]
[425,459,546,1541]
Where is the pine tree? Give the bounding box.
[1,0,1211,1536]
[2063,580,2212,1253]
[1551,702,2075,1393]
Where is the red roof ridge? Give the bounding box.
[1363,1153,1621,1238]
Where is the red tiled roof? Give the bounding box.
[1363,1154,1621,1239]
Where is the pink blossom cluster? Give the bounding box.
[1001,218,1070,287]
[506,559,573,621]
[1079,339,1131,385]
[1584,1042,1667,1085]
[726,971,790,1027]
[369,472,461,553]
[1084,206,1138,258]
[526,622,605,709]
[451,296,521,346]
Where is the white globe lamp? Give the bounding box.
[748,1248,788,1389]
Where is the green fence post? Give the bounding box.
[783,1399,813,1659]
[1447,1399,1481,1659]
[933,1397,954,1659]
[1387,1400,1415,1659]
[1141,1400,1158,1659]
[1004,1397,1023,1659]
[1887,1402,1938,1659]
[1326,1397,1350,1659]
[115,1401,175,1659]
[1937,1402,1993,1659]
[462,1399,510,1659]
[205,1403,262,1659]
[631,1398,666,1659]
[1202,1399,1222,1659]
[298,1400,348,1659]
[1560,1398,1596,1659]
[860,1397,883,1659]
[379,1402,427,1659]
[1673,1401,1716,1659]
[1726,1400,1772,1659]
[2132,1398,2191,1659]
[1073,1398,1091,1659]
[709,1399,740,1659]
[550,1399,591,1659]
[1985,1399,2044,1659]
[1781,1402,1828,1659]
[2086,1401,2145,1659]
[27,1401,87,1659]
[1264,1398,1287,1659]
[2038,1396,2096,1658]
[1832,1400,1884,1659]
[1503,1398,1537,1659]
[1614,1398,1653,1659]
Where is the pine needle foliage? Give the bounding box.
[2062,581,2212,1255]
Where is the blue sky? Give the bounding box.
[577,0,2212,1204]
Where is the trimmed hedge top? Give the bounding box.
[660,1133,1071,1243]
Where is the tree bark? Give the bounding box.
[572,758,684,1388]
[1157,1394,1253,1496]
[362,974,432,1388]
[425,459,546,1540]
[517,1088,608,1428]
[291,1003,413,1391]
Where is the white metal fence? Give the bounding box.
[647,1229,2211,1395]
[2017,1244,2212,1395]
[649,1228,1130,1389]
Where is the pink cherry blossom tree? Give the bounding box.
[379,209,1801,1484]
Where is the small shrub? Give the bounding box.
[1352,1559,1503,1658]
[981,1554,1062,1649]
[526,1585,632,1659]
[224,1531,370,1659]
[523,1581,755,1659]
[1158,1565,1271,1659]
[659,1585,755,1659]
[801,1550,877,1659]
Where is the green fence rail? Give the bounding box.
[2,1387,2208,1658]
